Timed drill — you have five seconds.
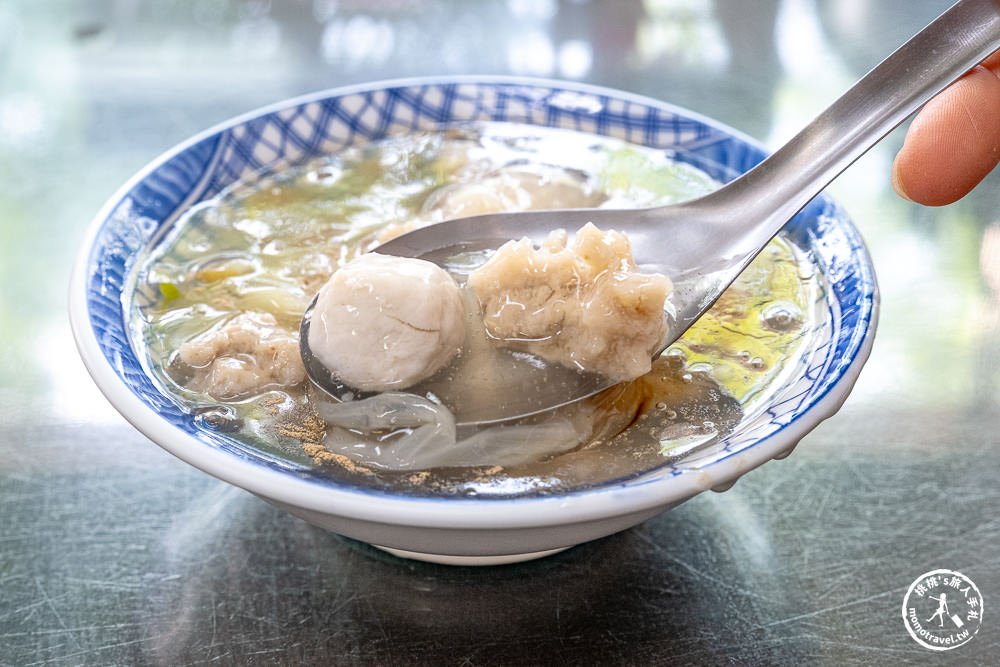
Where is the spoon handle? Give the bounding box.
[694,0,1000,256]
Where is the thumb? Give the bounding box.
[892,63,1000,206]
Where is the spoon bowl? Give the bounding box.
[300,206,729,424]
[299,285,611,426]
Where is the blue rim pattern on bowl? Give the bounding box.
[79,77,877,498]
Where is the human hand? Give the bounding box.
[892,51,1000,206]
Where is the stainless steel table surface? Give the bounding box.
[2,1,998,664]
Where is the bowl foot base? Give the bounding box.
[373,545,570,565]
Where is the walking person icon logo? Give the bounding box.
[902,569,984,651]
[926,593,950,627]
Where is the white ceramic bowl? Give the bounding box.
[70,77,878,565]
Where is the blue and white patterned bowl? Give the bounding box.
[70,77,878,564]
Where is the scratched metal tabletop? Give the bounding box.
[2,1,998,664]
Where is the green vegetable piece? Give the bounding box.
[159,282,182,302]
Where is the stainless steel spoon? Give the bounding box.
[303,0,1000,425]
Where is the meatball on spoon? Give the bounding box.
[305,0,1000,425]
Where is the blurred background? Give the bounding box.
[2,1,997,664]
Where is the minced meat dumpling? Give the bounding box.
[178,311,306,400]
[467,222,672,382]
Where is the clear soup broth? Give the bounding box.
[130,122,825,497]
